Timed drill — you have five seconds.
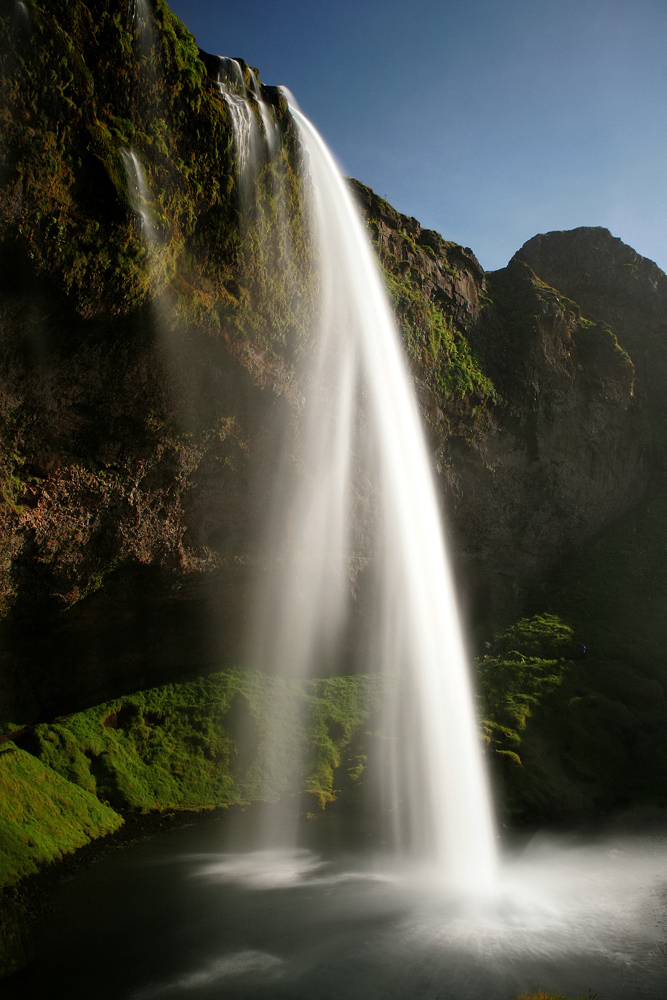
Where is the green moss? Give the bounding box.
[23,669,374,815]
[304,676,378,808]
[383,269,495,403]
[0,0,321,620]
[0,742,122,888]
[0,0,304,326]
[477,614,573,759]
[0,668,376,895]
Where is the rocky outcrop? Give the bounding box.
[0,0,306,718]
[514,226,667,471]
[349,179,486,331]
[453,259,644,606]
[351,195,648,613]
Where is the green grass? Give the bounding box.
[0,743,122,887]
[30,670,374,814]
[0,668,375,894]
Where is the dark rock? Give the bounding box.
[351,194,649,617]
[515,226,667,472]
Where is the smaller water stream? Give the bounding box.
[121,148,159,246]
[6,815,667,1000]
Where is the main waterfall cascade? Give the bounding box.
[210,67,497,886]
[120,42,496,885]
[11,19,667,997]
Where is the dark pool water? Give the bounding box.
[6,814,667,999]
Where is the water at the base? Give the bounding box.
[7,816,667,1000]
[248,92,496,886]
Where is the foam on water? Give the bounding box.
[187,835,667,968]
[132,950,285,999]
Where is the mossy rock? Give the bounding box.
[0,742,122,888]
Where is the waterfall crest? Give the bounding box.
[215,57,278,208]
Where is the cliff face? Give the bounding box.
[0,0,661,723]
[351,185,647,611]
[515,226,667,468]
[454,259,644,605]
[0,0,308,718]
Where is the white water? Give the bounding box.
[120,148,159,248]
[13,818,667,999]
[13,0,30,34]
[215,57,278,205]
[121,46,497,887]
[242,89,497,887]
[127,0,154,58]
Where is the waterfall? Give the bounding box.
[120,148,159,249]
[127,0,154,59]
[13,0,30,36]
[215,57,278,207]
[245,88,497,888]
[121,38,497,886]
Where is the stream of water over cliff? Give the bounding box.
[209,74,497,883]
[7,24,667,997]
[119,62,497,885]
[109,48,667,1000]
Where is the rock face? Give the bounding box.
[515,227,667,469]
[0,0,307,718]
[0,0,662,722]
[350,188,648,613]
[452,258,644,608]
[350,179,486,332]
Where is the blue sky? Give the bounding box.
[169,0,667,273]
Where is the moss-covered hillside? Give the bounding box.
[0,668,374,886]
[0,0,320,722]
[475,489,667,823]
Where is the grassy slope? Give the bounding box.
[0,669,375,892]
[0,743,122,887]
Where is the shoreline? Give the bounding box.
[0,803,244,980]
